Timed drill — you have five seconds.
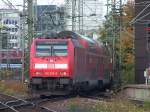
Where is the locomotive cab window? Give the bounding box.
[36,42,67,57]
[53,44,67,56]
[36,42,51,56]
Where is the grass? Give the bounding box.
[143,100,150,110]
[67,98,149,112]
[67,102,91,112]
[0,80,27,96]
[0,70,27,96]
[67,103,80,112]
[92,99,146,112]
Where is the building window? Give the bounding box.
[3,19,18,25]
[8,43,12,48]
[7,28,11,31]
[3,20,6,24]
[8,19,11,24]
[10,28,18,32]
[15,43,18,47]
[12,20,14,24]
[15,28,18,32]
[14,36,17,39]
[11,28,14,32]
[11,43,13,48]
[9,43,18,48]
[6,19,9,24]
[8,36,11,39]
[14,20,17,25]
[9,35,17,39]
[7,43,18,48]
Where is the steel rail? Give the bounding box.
[0,102,19,112]
[40,106,57,112]
[0,93,73,112]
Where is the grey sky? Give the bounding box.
[0,0,65,6]
[0,0,107,17]
[0,0,106,8]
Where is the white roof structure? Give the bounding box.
[65,0,104,35]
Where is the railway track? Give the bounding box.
[0,93,34,112]
[0,93,72,112]
[0,94,47,112]
[0,89,116,112]
[0,93,20,103]
[78,90,114,102]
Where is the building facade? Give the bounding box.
[35,5,65,37]
[0,9,22,68]
[0,9,21,49]
[135,0,150,83]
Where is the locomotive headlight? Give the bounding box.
[55,64,68,69]
[45,72,49,75]
[35,64,47,69]
[60,72,67,76]
[63,72,67,76]
[35,72,41,75]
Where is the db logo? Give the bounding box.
[49,59,54,62]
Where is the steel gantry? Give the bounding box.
[1,0,16,9]
[21,0,36,82]
[65,0,84,33]
[65,0,103,35]
[106,0,123,86]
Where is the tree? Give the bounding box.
[99,0,135,84]
[120,1,134,84]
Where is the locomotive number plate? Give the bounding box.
[48,64,55,68]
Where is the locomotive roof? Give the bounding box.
[35,31,103,46]
[58,31,96,44]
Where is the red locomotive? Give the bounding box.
[29,31,112,94]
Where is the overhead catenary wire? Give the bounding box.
[135,11,150,23]
[36,0,56,22]
[5,0,16,9]
[1,0,16,9]
[130,3,150,25]
[81,0,103,29]
[134,1,150,5]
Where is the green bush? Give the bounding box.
[66,98,149,112]
[92,99,146,112]
[4,89,15,95]
[122,63,135,84]
[67,103,80,112]
[143,100,150,110]
[0,82,5,91]
[0,70,13,79]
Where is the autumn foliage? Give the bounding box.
[121,1,134,64]
[99,0,135,84]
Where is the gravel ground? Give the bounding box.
[41,97,102,112]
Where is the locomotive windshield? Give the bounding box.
[36,42,67,56]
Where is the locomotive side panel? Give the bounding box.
[102,47,112,85]
[74,48,87,83]
[73,47,106,88]
[86,52,100,86]
[67,39,75,79]
[98,57,104,80]
[103,56,111,85]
